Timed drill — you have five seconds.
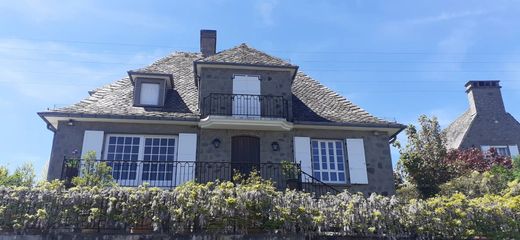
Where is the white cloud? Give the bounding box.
[0,39,164,104]
[256,0,278,25]
[407,10,487,25]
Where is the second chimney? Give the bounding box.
[200,30,217,57]
[465,80,506,115]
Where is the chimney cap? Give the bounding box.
[465,80,501,91]
[200,29,216,37]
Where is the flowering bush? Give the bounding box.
[0,174,519,238]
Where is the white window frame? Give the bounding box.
[482,145,511,157]
[103,134,178,186]
[310,139,347,184]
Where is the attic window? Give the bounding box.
[140,83,160,105]
[133,78,166,107]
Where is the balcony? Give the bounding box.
[200,93,292,131]
[61,158,340,197]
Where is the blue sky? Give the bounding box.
[1,0,520,179]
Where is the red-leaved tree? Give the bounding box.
[444,148,512,177]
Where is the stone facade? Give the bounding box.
[47,120,197,180]
[199,67,294,120]
[445,81,520,153]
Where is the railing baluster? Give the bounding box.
[201,93,288,119]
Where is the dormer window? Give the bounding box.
[134,78,166,107]
[128,71,174,107]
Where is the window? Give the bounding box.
[311,139,346,184]
[104,135,177,183]
[482,145,511,157]
[142,137,176,181]
[140,83,160,105]
[133,78,166,107]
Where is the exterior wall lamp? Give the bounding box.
[67,119,75,126]
[271,142,280,151]
[212,138,221,148]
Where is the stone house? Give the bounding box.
[445,80,520,158]
[38,30,405,195]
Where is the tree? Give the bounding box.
[396,115,451,198]
[0,163,35,187]
[444,147,512,178]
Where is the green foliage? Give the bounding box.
[71,151,115,187]
[1,173,518,238]
[396,115,451,198]
[0,163,35,187]
[281,160,299,179]
[439,171,511,198]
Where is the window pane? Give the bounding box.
[140,83,160,105]
[311,139,347,184]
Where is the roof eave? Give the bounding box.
[127,71,175,88]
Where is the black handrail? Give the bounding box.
[61,158,342,196]
[298,169,342,196]
[61,158,297,190]
[202,93,288,119]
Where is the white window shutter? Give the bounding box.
[177,133,197,185]
[346,138,368,184]
[294,137,311,181]
[81,130,104,159]
[481,145,491,153]
[509,145,519,158]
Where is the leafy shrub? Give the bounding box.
[71,151,115,187]
[0,174,518,238]
[439,171,511,198]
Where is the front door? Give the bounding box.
[231,136,260,177]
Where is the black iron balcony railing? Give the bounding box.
[202,93,288,119]
[61,158,340,196]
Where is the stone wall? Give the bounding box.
[292,129,395,196]
[198,67,293,120]
[460,113,520,150]
[48,120,395,195]
[47,121,197,180]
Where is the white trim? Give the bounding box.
[81,130,104,159]
[199,115,293,131]
[294,124,401,137]
[103,134,179,186]
[346,138,368,184]
[310,139,347,184]
[43,116,198,130]
[294,137,312,181]
[509,145,519,158]
[177,133,197,185]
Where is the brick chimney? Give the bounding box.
[200,29,216,57]
[465,80,505,115]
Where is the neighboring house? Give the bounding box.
[38,30,405,195]
[445,80,520,158]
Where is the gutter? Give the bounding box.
[37,112,57,132]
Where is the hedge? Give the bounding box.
[0,175,519,239]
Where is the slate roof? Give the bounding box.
[196,43,296,67]
[444,110,476,149]
[39,44,403,129]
